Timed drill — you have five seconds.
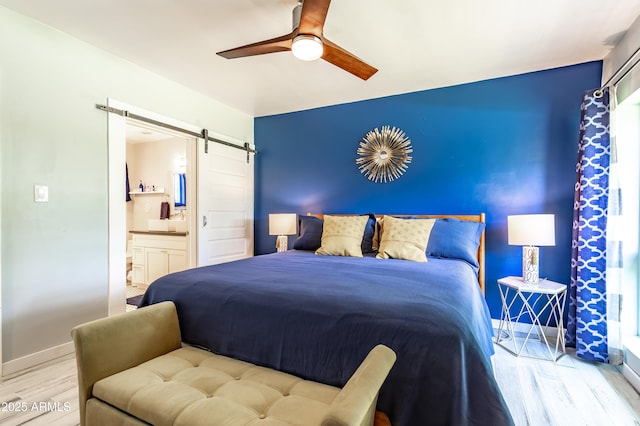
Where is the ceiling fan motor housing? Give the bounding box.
[292,1,303,31]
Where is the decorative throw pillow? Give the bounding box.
[426,218,484,268]
[315,215,369,257]
[293,215,323,251]
[376,216,435,262]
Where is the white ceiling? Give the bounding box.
[2,0,639,117]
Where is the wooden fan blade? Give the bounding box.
[298,0,331,36]
[322,38,378,80]
[217,32,294,59]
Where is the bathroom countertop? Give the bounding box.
[130,230,188,236]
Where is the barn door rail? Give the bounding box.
[96,103,256,162]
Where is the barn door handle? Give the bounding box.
[202,216,208,227]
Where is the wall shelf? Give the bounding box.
[129,190,166,196]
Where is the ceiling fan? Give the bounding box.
[216,0,377,80]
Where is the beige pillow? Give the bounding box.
[315,215,369,257]
[376,216,435,262]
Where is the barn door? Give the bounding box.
[197,139,254,266]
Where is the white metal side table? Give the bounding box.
[495,276,567,362]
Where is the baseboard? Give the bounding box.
[623,337,640,394]
[622,363,640,393]
[2,341,74,377]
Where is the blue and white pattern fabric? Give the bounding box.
[566,87,612,362]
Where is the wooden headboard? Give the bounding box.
[309,213,486,295]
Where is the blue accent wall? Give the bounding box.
[254,61,602,318]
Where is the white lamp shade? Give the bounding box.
[269,213,297,236]
[508,214,555,246]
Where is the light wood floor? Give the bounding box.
[0,354,79,425]
[126,285,146,311]
[494,343,640,425]
[1,332,640,425]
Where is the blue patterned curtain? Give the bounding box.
[566,87,621,363]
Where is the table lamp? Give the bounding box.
[269,213,297,252]
[508,214,555,284]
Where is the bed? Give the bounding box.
[139,214,513,426]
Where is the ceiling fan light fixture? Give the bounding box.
[292,34,323,61]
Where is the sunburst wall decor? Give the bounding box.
[356,125,413,183]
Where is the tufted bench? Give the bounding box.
[71,301,395,426]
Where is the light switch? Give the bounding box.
[34,185,48,203]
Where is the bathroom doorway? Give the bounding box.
[124,121,197,308]
[106,98,254,316]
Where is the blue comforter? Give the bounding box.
[140,251,513,425]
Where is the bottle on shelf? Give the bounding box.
[139,180,144,192]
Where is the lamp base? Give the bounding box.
[522,246,539,284]
[276,235,288,252]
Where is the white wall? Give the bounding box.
[128,138,188,231]
[0,6,253,370]
[603,13,640,102]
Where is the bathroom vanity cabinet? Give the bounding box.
[131,231,187,289]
